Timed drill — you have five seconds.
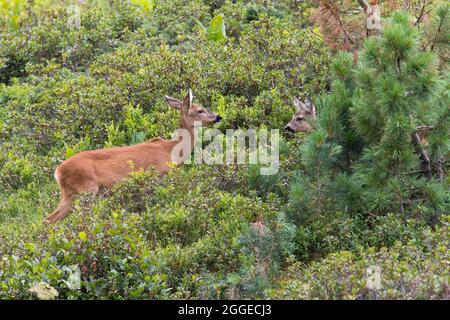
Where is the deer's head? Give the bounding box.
[164,89,221,128]
[285,96,316,133]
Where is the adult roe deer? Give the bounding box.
[44,89,221,224]
[284,96,316,133]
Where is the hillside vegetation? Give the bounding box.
[0,0,449,299]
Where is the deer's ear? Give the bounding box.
[293,97,302,112]
[182,88,193,111]
[164,96,183,110]
[304,96,316,116]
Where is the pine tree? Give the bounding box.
[288,9,449,224]
[350,11,448,220]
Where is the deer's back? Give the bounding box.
[56,139,178,189]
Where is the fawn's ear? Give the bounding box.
[304,96,316,117]
[164,95,183,110]
[182,88,193,111]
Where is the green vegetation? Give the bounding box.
[0,0,449,299]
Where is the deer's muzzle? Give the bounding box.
[285,125,295,132]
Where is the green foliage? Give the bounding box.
[221,213,295,299]
[269,216,449,300]
[427,77,450,182]
[0,1,147,83]
[0,168,281,299]
[0,0,26,31]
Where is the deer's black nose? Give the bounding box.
[285,126,294,132]
[214,115,222,123]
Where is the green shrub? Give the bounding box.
[0,167,282,299]
[269,216,449,300]
[291,211,437,262]
[0,2,146,83]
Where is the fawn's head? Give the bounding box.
[164,89,221,128]
[285,96,316,133]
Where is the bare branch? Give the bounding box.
[414,0,429,27]
[412,132,432,179]
[416,125,434,132]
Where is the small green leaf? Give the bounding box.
[207,15,226,42]
[129,0,154,12]
[79,231,87,241]
[65,147,75,159]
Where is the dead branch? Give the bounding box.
[412,132,432,179]
[414,0,429,27]
[416,125,434,132]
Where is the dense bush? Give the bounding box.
[269,216,449,300]
[0,168,291,299]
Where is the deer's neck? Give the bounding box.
[172,117,196,164]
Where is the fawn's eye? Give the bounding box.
[296,117,304,122]
[198,110,205,114]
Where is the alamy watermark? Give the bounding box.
[67,5,81,30]
[366,265,382,290]
[170,122,280,176]
[367,4,382,30]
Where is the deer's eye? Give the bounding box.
[198,110,205,114]
[296,117,304,122]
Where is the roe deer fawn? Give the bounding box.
[284,96,316,133]
[44,89,221,224]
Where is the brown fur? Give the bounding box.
[44,90,220,224]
